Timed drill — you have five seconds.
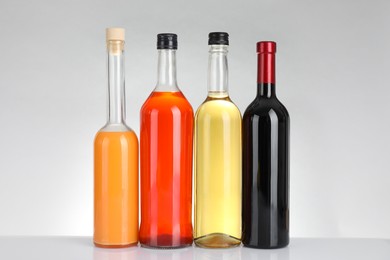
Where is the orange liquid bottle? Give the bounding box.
[139,34,193,248]
[94,28,138,248]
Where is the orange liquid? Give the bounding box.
[94,131,139,248]
[140,91,194,248]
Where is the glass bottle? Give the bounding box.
[139,33,194,248]
[194,32,242,248]
[242,41,290,249]
[94,28,139,248]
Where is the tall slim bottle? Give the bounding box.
[194,32,242,248]
[242,41,290,249]
[140,34,194,248]
[94,28,139,248]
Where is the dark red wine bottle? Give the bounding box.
[242,41,289,249]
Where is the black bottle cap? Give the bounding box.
[157,33,178,49]
[208,32,229,45]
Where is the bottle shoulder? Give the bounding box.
[99,123,134,132]
[95,128,138,143]
[141,91,193,114]
[195,97,242,119]
[244,97,289,120]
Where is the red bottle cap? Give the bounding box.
[257,41,276,84]
[257,41,277,54]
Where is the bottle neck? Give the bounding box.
[257,51,276,98]
[208,45,229,97]
[258,83,276,98]
[107,40,126,124]
[155,49,179,92]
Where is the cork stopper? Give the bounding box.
[106,28,125,54]
[106,28,125,42]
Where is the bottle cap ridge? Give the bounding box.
[257,41,276,53]
[106,28,125,41]
[208,32,229,45]
[157,33,178,49]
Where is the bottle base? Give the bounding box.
[194,233,241,248]
[242,242,289,249]
[139,234,193,249]
[140,243,192,249]
[94,241,138,248]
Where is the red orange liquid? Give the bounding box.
[140,91,194,248]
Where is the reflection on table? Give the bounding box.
[93,244,290,260]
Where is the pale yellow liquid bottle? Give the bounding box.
[194,32,242,248]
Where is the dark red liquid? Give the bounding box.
[140,91,194,248]
[242,83,289,249]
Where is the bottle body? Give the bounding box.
[140,91,193,248]
[94,130,139,247]
[242,41,289,248]
[194,94,242,248]
[242,87,289,248]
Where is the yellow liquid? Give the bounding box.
[194,95,242,248]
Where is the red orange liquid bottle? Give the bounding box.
[140,34,193,248]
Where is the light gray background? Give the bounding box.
[0,0,389,238]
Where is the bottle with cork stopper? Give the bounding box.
[94,28,139,248]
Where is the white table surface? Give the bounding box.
[0,237,389,260]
